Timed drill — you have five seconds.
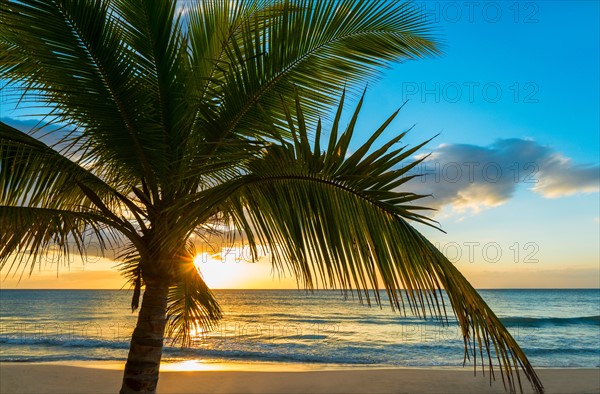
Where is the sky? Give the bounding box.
[1,1,599,289]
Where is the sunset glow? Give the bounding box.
[193,252,251,289]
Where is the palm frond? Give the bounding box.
[0,121,143,235]
[0,0,166,195]
[217,93,541,393]
[196,0,439,149]
[0,122,139,272]
[0,206,117,279]
[113,0,197,188]
[0,121,147,279]
[0,122,122,210]
[165,244,223,347]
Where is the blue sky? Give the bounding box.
[1,1,598,288]
[357,1,599,158]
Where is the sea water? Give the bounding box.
[1,289,598,368]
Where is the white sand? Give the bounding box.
[1,363,598,393]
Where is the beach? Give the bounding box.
[1,363,598,394]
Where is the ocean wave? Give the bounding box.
[500,316,600,327]
[0,353,124,362]
[0,336,129,350]
[523,347,600,356]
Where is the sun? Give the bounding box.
[192,252,242,288]
[192,252,209,268]
[191,251,299,289]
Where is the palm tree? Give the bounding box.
[0,0,543,393]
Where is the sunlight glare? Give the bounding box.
[193,252,244,288]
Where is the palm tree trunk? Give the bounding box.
[120,283,169,394]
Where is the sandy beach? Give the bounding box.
[1,363,598,394]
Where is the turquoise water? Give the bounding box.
[0,289,598,367]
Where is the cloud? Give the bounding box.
[1,116,70,147]
[1,116,46,131]
[405,138,599,213]
[531,154,600,198]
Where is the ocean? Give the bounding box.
[0,289,599,368]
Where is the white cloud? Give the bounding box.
[404,138,599,214]
[531,153,600,198]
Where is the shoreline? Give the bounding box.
[19,359,495,371]
[1,362,598,393]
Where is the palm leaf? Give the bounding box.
[0,0,166,195]
[0,121,144,252]
[165,243,223,347]
[0,121,143,274]
[202,93,541,393]
[0,122,117,208]
[186,0,439,172]
[0,206,116,279]
[220,0,439,131]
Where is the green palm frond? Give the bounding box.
[0,122,123,210]
[227,0,436,126]
[1,0,166,194]
[0,121,139,273]
[223,92,442,299]
[186,0,439,167]
[214,93,540,393]
[113,0,197,186]
[0,206,116,278]
[165,244,223,347]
